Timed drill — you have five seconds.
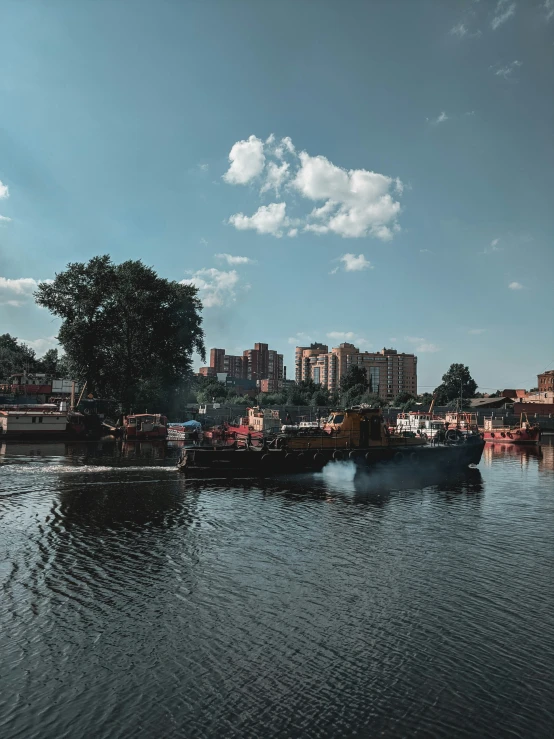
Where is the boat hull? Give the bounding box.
[483,430,540,444]
[124,428,167,441]
[177,438,485,477]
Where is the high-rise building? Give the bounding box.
[201,342,284,387]
[209,348,225,373]
[295,343,417,400]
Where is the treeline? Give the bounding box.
[0,334,65,381]
[195,362,483,410]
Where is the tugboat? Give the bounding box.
[177,405,485,477]
[123,413,168,440]
[482,413,540,444]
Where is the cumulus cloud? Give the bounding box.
[0,180,8,199]
[222,135,265,185]
[294,152,402,239]
[22,336,59,355]
[260,161,290,194]
[229,202,288,237]
[0,277,40,306]
[224,134,403,240]
[215,253,255,265]
[180,268,241,308]
[492,60,522,79]
[339,253,373,272]
[0,215,11,222]
[491,1,516,30]
[405,336,440,353]
[508,281,523,290]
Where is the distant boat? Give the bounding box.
[123,413,168,440]
[482,413,540,444]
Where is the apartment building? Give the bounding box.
[201,342,284,386]
[295,343,417,399]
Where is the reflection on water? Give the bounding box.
[1,440,554,739]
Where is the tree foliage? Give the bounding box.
[35,256,205,412]
[433,363,478,404]
[340,365,367,393]
[0,334,37,379]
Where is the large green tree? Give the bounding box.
[433,363,478,405]
[35,256,205,412]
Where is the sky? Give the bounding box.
[0,0,553,394]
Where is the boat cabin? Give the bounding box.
[396,412,446,438]
[281,406,410,450]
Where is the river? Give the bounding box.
[1,438,553,738]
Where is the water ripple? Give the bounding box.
[1,440,554,738]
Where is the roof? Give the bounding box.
[469,397,511,409]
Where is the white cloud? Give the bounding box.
[493,60,522,79]
[339,253,373,272]
[419,248,432,254]
[288,228,298,238]
[229,202,288,237]
[260,161,290,195]
[222,135,265,185]
[491,238,499,247]
[224,135,403,241]
[326,331,372,349]
[180,268,241,308]
[0,215,11,222]
[0,277,40,306]
[0,180,8,199]
[508,281,523,290]
[198,163,209,172]
[288,331,316,345]
[465,111,476,116]
[405,336,440,353]
[450,23,468,37]
[469,328,487,335]
[274,136,295,159]
[492,1,516,30]
[428,111,449,125]
[214,253,255,265]
[295,152,402,239]
[22,336,59,355]
[545,0,554,21]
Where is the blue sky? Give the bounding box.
[1,0,553,393]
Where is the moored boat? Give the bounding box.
[123,413,168,440]
[0,405,86,440]
[177,405,485,477]
[482,413,540,444]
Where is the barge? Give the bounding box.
[178,405,485,477]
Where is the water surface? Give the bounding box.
[1,439,553,738]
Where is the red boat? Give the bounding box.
[482,413,540,444]
[123,413,168,440]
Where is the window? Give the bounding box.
[32,417,36,423]
[38,417,43,424]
